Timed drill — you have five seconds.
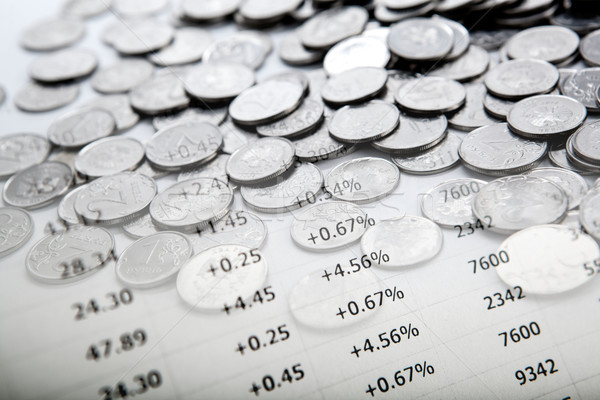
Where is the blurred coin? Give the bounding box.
[387,17,454,61]
[560,68,600,111]
[226,137,295,184]
[372,113,447,154]
[483,93,514,120]
[79,95,139,132]
[122,213,162,238]
[148,27,212,66]
[181,0,241,21]
[62,0,110,18]
[571,120,600,165]
[279,33,324,65]
[549,142,596,175]
[505,25,579,64]
[395,77,466,114]
[112,0,167,16]
[299,6,368,50]
[57,185,86,225]
[292,118,352,162]
[328,100,399,143]
[484,59,559,99]
[565,134,600,173]
[129,72,190,115]
[203,32,269,70]
[580,187,600,242]
[0,208,34,258]
[104,19,174,55]
[75,137,145,179]
[449,82,498,131]
[256,98,323,138]
[580,29,600,66]
[0,134,51,179]
[184,62,255,103]
[91,59,154,94]
[178,154,230,184]
[321,67,387,106]
[21,17,84,51]
[433,15,470,60]
[238,0,302,22]
[527,167,588,210]
[421,178,488,227]
[48,108,115,148]
[392,132,461,174]
[29,48,97,83]
[429,45,490,82]
[219,119,257,154]
[153,107,226,132]
[323,36,391,76]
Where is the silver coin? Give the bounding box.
[548,142,596,176]
[75,137,145,179]
[565,134,600,173]
[47,150,87,186]
[299,6,368,50]
[507,95,587,139]
[149,177,233,232]
[241,162,323,213]
[153,108,226,132]
[0,134,51,179]
[374,1,434,25]
[325,157,400,204]
[321,67,387,106]
[293,118,353,162]
[262,70,310,97]
[290,201,370,251]
[323,36,391,76]
[149,27,212,66]
[328,100,398,143]
[0,207,33,258]
[392,132,462,174]
[129,71,190,115]
[112,0,167,16]
[229,80,303,126]
[134,161,170,180]
[381,70,414,103]
[29,48,98,83]
[176,244,268,310]
[482,92,514,120]
[256,98,324,138]
[238,0,302,22]
[558,68,577,95]
[472,175,569,234]
[580,187,600,242]
[91,59,154,94]
[459,123,547,176]
[184,62,255,102]
[181,0,241,21]
[505,26,580,64]
[429,45,490,82]
[527,167,588,210]
[122,213,162,239]
[469,28,518,50]
[145,121,223,171]
[3,161,73,209]
[561,210,584,232]
[572,120,600,165]
[79,95,140,132]
[420,178,488,227]
[15,82,79,112]
[279,32,324,65]
[178,154,230,184]
[580,29,600,66]
[387,17,454,61]
[187,210,266,253]
[496,225,599,295]
[116,231,193,288]
[372,113,447,155]
[20,17,84,51]
[449,82,498,131]
[203,32,269,70]
[104,19,174,55]
[361,215,443,268]
[48,108,115,148]
[26,225,114,284]
[74,172,157,226]
[226,137,295,184]
[434,15,470,60]
[62,0,111,18]
[217,119,256,154]
[383,0,429,9]
[58,185,86,225]
[484,59,559,99]
[395,77,466,114]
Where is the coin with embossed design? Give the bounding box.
[421,178,488,227]
[226,137,295,184]
[0,134,51,179]
[0,208,33,258]
[75,137,145,179]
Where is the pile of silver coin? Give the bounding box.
[1,0,600,304]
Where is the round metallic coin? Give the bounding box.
[129,71,190,115]
[421,178,488,227]
[74,172,157,226]
[112,0,167,16]
[20,17,85,51]
[395,77,466,114]
[374,1,434,25]
[361,216,443,268]
[429,44,490,82]
[434,16,470,60]
[507,95,587,139]
[229,80,304,126]
[321,67,387,106]
[325,157,400,204]
[219,119,257,155]
[122,213,162,239]
[372,113,448,154]
[104,19,174,55]
[323,36,391,76]
[548,142,596,176]
[279,32,324,65]
[459,123,547,176]
[579,187,600,242]
[0,208,34,258]
[178,154,230,184]
[328,100,399,143]
[145,121,223,171]
[62,0,111,18]
[153,107,227,132]
[565,134,600,174]
[0,134,51,179]
[149,178,233,232]
[176,244,268,310]
[484,59,559,99]
[29,48,98,83]
[505,25,580,64]
[448,82,498,131]
[391,132,462,174]
[238,0,302,22]
[3,161,73,209]
[47,108,115,148]
[580,29,600,66]
[203,32,269,70]
[181,0,241,21]
[226,137,295,184]
[256,98,324,138]
[148,27,212,66]
[57,185,86,225]
[241,162,323,213]
[483,92,514,120]
[387,17,454,61]
[496,225,599,294]
[134,161,169,180]
[290,201,370,251]
[292,118,353,162]
[14,82,79,112]
[472,175,569,234]
[572,120,600,165]
[527,167,588,210]
[184,62,255,102]
[26,225,114,284]
[299,6,368,50]
[116,231,193,288]
[79,94,140,132]
[91,59,154,94]
[187,210,266,253]
[75,137,145,179]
